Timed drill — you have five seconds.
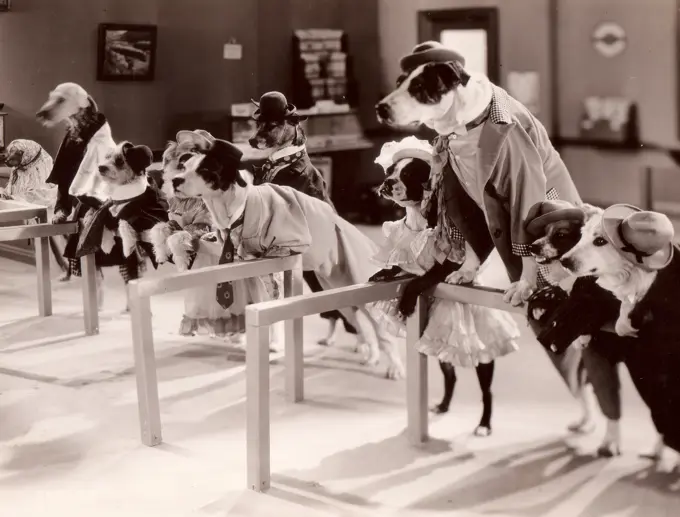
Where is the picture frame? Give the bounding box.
[0,0,10,12]
[97,23,157,81]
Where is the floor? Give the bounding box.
[1,228,679,517]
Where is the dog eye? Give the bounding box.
[178,153,193,164]
[593,237,608,247]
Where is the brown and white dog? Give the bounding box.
[172,135,405,379]
[559,205,680,471]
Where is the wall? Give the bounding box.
[556,0,679,206]
[377,0,553,131]
[0,0,164,153]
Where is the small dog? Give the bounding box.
[172,136,405,379]
[559,205,680,471]
[248,91,363,350]
[369,152,498,435]
[0,140,69,276]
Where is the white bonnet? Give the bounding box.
[374,136,433,171]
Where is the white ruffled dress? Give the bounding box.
[369,214,520,367]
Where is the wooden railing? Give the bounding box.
[126,254,303,447]
[243,279,527,492]
[0,199,98,335]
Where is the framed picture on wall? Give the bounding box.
[97,24,157,81]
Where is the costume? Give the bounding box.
[401,41,583,394]
[0,140,56,208]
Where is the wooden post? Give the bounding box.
[406,296,429,445]
[128,283,162,446]
[34,212,52,317]
[642,166,654,211]
[81,254,100,335]
[283,266,304,402]
[246,319,271,492]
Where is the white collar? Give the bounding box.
[269,144,306,162]
[109,175,148,201]
[429,74,493,136]
[203,183,249,230]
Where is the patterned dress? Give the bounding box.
[369,211,520,367]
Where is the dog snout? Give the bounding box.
[172,177,185,190]
[248,137,259,149]
[36,109,48,121]
[529,242,542,255]
[375,102,392,122]
[98,165,108,175]
[379,178,395,196]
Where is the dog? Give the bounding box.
[36,82,142,306]
[0,140,69,276]
[559,205,680,471]
[172,135,405,379]
[527,201,630,457]
[369,151,499,434]
[248,91,363,350]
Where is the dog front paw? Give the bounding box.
[397,280,424,318]
[52,211,68,225]
[149,222,174,263]
[615,315,638,337]
[503,278,535,306]
[100,227,116,254]
[167,230,195,271]
[201,231,218,243]
[571,335,592,350]
[369,267,402,283]
[446,267,477,285]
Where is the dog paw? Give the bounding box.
[596,441,621,458]
[430,404,449,415]
[615,316,638,337]
[385,363,405,380]
[58,271,71,283]
[359,344,380,367]
[369,268,401,283]
[201,231,219,243]
[571,335,592,350]
[397,281,424,318]
[656,447,680,473]
[317,337,335,347]
[567,418,596,435]
[167,231,194,270]
[149,222,174,263]
[503,278,535,306]
[445,267,477,285]
[51,211,67,225]
[474,425,492,437]
[118,220,138,258]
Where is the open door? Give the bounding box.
[418,8,500,84]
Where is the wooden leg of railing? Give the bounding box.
[81,254,99,335]
[247,319,271,492]
[406,295,429,445]
[129,284,162,446]
[34,213,52,317]
[283,267,304,402]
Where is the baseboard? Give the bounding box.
[0,243,35,265]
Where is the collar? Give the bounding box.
[269,144,306,162]
[16,148,43,171]
[109,176,149,202]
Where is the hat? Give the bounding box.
[251,91,307,123]
[374,136,433,170]
[601,204,674,271]
[525,200,586,237]
[400,41,466,73]
[176,130,213,150]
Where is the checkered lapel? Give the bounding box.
[258,150,306,183]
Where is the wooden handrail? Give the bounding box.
[0,222,79,240]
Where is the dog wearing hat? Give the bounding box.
[170,135,406,379]
[248,91,364,349]
[560,204,680,471]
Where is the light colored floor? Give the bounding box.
[1,228,679,517]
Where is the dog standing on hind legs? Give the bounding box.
[367,137,519,435]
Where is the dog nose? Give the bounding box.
[98,165,107,174]
[248,137,259,148]
[36,110,47,120]
[529,242,542,255]
[172,177,185,189]
[375,102,391,121]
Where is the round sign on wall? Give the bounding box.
[592,22,627,58]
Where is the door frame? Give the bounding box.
[418,7,500,85]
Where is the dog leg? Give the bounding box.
[657,445,680,473]
[118,220,139,258]
[474,361,494,437]
[568,383,597,434]
[100,227,116,255]
[49,236,71,281]
[167,230,196,271]
[596,419,622,457]
[318,317,340,347]
[149,222,174,264]
[355,307,404,380]
[96,268,105,310]
[446,243,481,285]
[432,361,456,414]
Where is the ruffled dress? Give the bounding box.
[369,213,520,367]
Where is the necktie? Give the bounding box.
[215,214,244,309]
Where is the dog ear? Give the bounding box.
[429,61,471,89]
[193,129,216,143]
[86,95,99,112]
[291,125,307,146]
[177,130,212,150]
[123,143,153,174]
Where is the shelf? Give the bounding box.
[230,108,357,120]
[235,138,374,162]
[555,137,678,153]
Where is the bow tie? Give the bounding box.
[260,150,305,173]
